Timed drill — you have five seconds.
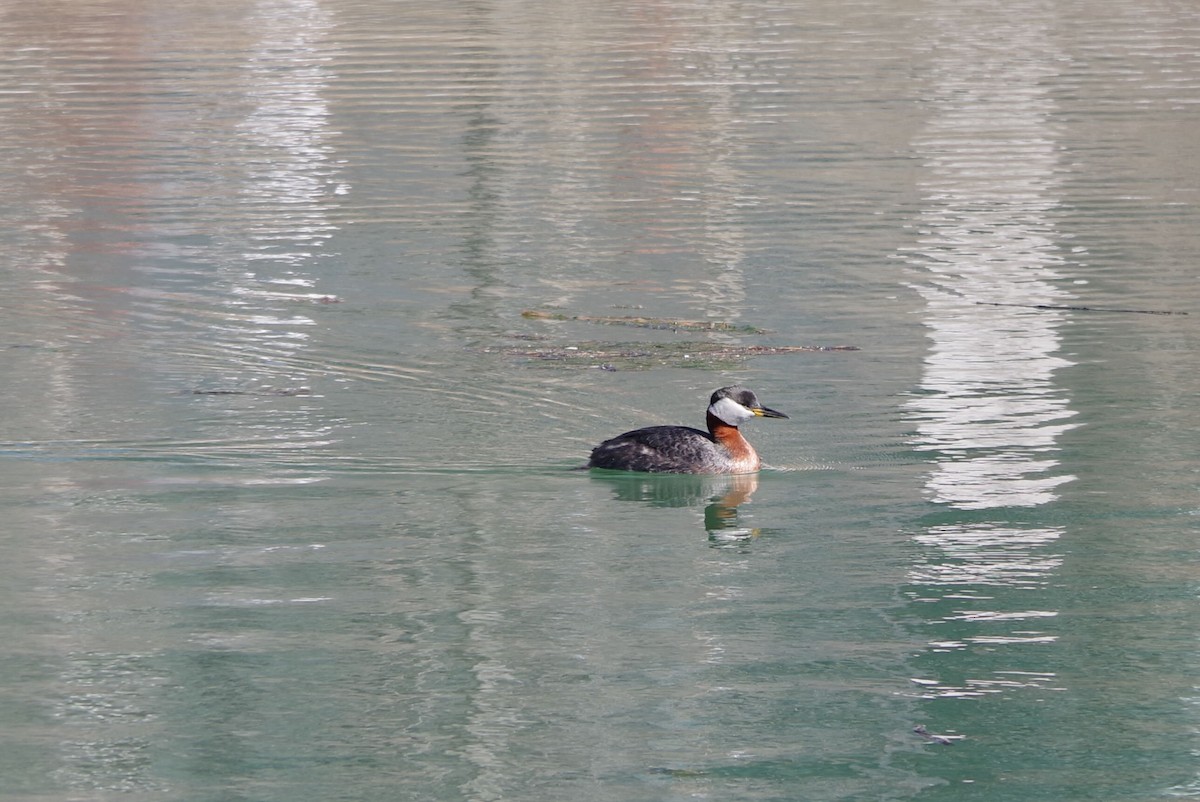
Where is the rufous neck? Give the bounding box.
[707,411,759,468]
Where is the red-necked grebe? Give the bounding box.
[587,385,788,474]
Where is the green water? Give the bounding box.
[1,0,1199,800]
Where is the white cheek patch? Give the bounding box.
[709,396,755,426]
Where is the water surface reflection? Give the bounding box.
[901,3,1078,703]
[0,4,346,796]
[590,471,764,544]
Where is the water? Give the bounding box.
[2,0,1199,799]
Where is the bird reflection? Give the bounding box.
[590,471,761,544]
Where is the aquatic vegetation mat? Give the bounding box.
[497,310,858,369]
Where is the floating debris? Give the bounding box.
[510,308,858,369]
[191,387,313,397]
[489,340,858,370]
[522,309,768,333]
[975,301,1186,316]
[648,767,709,778]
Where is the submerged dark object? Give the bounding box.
[913,725,958,745]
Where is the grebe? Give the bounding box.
[588,385,788,474]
